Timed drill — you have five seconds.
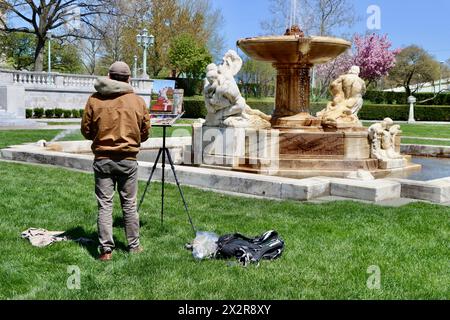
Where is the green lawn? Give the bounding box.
[0,162,448,300]
[363,122,450,139]
[402,138,450,147]
[0,127,191,150]
[400,124,450,139]
[0,130,79,149]
[45,122,81,126]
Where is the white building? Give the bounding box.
[385,78,450,93]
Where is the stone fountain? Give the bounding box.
[238,26,352,129]
[194,25,420,178]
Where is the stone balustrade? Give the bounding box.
[0,69,152,92]
[0,69,154,117]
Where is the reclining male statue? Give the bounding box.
[317,66,366,126]
[204,50,271,129]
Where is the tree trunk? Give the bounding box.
[34,38,46,72]
[404,85,411,98]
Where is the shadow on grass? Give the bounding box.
[64,226,128,259]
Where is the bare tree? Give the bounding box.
[79,36,103,74]
[261,0,356,36]
[0,0,115,71]
[260,0,304,35]
[311,0,356,36]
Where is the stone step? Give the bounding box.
[237,157,379,171]
[327,177,401,202]
[388,178,450,204]
[0,110,16,118]
[0,111,45,127]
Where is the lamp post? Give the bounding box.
[133,55,138,78]
[136,28,154,79]
[47,30,52,78]
[408,95,416,124]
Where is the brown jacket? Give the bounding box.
[81,77,151,160]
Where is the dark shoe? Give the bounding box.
[99,252,112,261]
[129,246,144,254]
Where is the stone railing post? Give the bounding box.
[408,95,416,124]
[55,74,64,87]
[0,69,14,84]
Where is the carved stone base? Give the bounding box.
[321,121,364,132]
[272,112,322,129]
[197,126,415,179]
[279,131,345,156]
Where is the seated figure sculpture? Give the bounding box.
[368,118,403,160]
[317,66,366,127]
[204,50,271,129]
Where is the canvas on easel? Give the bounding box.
[150,80,184,115]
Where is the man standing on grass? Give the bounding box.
[81,61,151,261]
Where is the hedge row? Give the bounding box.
[182,99,450,122]
[26,108,84,119]
[364,90,450,105]
[170,78,276,98]
[359,104,450,122]
[183,99,287,118]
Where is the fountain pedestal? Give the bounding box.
[196,126,420,179]
[237,34,352,129]
[271,63,319,128]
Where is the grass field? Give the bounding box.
[0,127,191,150]
[396,124,450,140]
[402,139,450,146]
[363,122,450,139]
[0,162,448,300]
[45,122,81,126]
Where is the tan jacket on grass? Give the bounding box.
[81,77,151,160]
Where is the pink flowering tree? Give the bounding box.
[313,33,400,100]
[353,33,401,85]
[314,50,353,100]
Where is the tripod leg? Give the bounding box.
[165,148,196,235]
[137,148,163,212]
[161,147,166,227]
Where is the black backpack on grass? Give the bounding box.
[215,230,285,266]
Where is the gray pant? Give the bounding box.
[93,159,140,253]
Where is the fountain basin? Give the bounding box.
[238,35,351,124]
[237,36,351,65]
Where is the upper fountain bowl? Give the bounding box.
[237,35,351,65]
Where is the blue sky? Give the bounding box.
[216,0,450,62]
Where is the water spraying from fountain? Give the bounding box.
[289,0,298,30]
[50,129,78,143]
[36,128,78,151]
